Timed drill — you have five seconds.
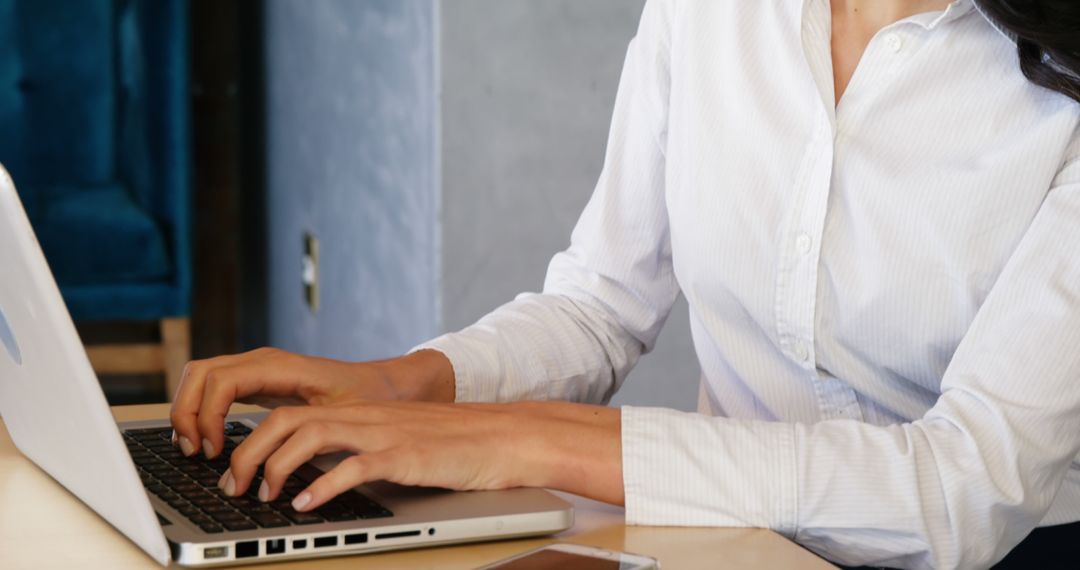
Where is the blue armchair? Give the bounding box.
[0,0,191,398]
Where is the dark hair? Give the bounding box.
[974,0,1080,103]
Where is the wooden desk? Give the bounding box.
[0,404,834,569]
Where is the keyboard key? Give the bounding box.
[320,510,359,522]
[223,520,258,531]
[177,465,203,476]
[192,496,222,508]
[251,513,291,528]
[281,510,325,525]
[195,475,221,487]
[174,483,201,494]
[292,464,324,484]
[189,514,216,526]
[224,422,253,436]
[166,496,189,509]
[199,523,224,534]
[210,512,249,524]
[269,499,293,512]
[187,489,215,501]
[227,497,257,508]
[159,474,188,486]
[205,461,230,474]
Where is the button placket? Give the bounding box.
[776,125,831,373]
[770,116,836,424]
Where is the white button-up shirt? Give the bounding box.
[417,0,1080,567]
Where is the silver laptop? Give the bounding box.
[0,165,573,566]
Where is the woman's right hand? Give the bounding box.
[169,347,454,459]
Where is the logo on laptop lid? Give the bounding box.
[0,304,22,365]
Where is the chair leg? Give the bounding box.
[161,317,191,401]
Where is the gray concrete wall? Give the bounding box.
[439,0,699,411]
[264,0,440,360]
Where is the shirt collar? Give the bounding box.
[904,0,976,31]
[970,0,1020,44]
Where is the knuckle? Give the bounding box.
[263,456,286,483]
[181,360,202,380]
[300,421,329,440]
[341,455,368,477]
[203,369,222,387]
[229,447,253,474]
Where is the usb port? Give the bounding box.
[313,536,338,548]
[235,541,258,559]
[344,533,368,545]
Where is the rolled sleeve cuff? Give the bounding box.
[621,406,799,537]
[410,334,490,403]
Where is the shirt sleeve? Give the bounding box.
[412,0,677,405]
[623,139,1080,570]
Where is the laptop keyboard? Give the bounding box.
[123,424,393,534]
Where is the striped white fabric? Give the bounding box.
[416,1,1080,567]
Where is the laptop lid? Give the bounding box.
[0,165,171,566]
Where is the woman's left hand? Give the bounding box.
[217,401,624,511]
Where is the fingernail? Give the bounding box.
[292,492,312,511]
[217,469,231,490]
[171,430,178,445]
[202,438,216,459]
[258,480,269,502]
[224,473,236,497]
[178,436,195,457]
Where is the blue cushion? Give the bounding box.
[30,184,171,287]
[0,0,116,188]
[0,0,191,322]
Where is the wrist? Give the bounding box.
[377,349,456,403]
[513,404,625,505]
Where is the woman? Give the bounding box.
[170,1,1079,567]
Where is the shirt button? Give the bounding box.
[885,34,903,53]
[793,342,809,362]
[795,233,813,255]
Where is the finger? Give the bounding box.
[259,422,360,502]
[225,405,363,495]
[292,453,395,512]
[169,353,245,456]
[223,405,308,495]
[195,353,316,458]
[196,363,272,459]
